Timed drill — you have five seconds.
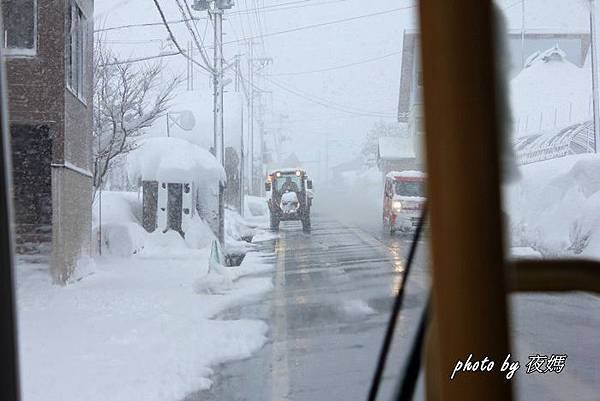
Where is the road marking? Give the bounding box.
[271,235,290,401]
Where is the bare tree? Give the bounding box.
[93,40,181,194]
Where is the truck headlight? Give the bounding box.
[392,200,402,213]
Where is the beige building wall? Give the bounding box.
[51,167,92,283]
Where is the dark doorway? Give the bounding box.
[167,183,183,235]
[10,124,52,254]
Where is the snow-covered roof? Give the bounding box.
[127,137,226,186]
[269,167,307,175]
[510,45,591,137]
[386,170,426,179]
[378,136,415,160]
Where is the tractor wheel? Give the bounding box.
[270,213,280,231]
[301,215,311,233]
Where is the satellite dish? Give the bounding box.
[170,110,196,131]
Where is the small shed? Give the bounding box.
[128,137,226,237]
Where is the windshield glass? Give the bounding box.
[394,180,424,197]
[3,1,598,401]
[274,174,302,192]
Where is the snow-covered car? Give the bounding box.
[382,170,426,234]
[265,168,313,232]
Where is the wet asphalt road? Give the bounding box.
[183,208,600,401]
[186,213,429,401]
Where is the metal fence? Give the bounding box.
[514,120,594,165]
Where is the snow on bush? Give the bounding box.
[506,154,600,257]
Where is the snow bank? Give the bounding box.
[510,247,542,259]
[244,195,268,217]
[506,153,600,257]
[92,191,147,257]
[15,241,274,401]
[224,208,263,256]
[92,191,217,257]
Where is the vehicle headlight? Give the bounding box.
[392,200,402,213]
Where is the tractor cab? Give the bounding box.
[265,168,313,232]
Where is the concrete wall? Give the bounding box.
[51,167,92,283]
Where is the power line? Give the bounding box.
[151,0,214,73]
[228,0,348,16]
[96,38,398,69]
[223,4,417,45]
[174,0,212,69]
[183,0,213,61]
[94,17,205,33]
[266,50,402,76]
[99,51,181,67]
[259,75,397,118]
[93,0,346,34]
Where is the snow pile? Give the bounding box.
[243,195,271,230]
[506,153,600,257]
[224,207,266,256]
[15,246,274,401]
[92,191,147,257]
[340,299,376,318]
[245,195,268,217]
[510,45,591,136]
[225,208,255,240]
[92,191,217,257]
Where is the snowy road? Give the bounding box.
[183,211,600,401]
[185,213,430,401]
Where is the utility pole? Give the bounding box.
[520,0,525,68]
[590,0,600,152]
[211,5,224,165]
[193,0,234,244]
[248,41,255,195]
[240,104,245,214]
[235,54,245,215]
[247,50,272,195]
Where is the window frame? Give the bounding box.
[2,0,37,57]
[65,0,87,103]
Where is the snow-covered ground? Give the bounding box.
[505,153,600,257]
[16,191,275,401]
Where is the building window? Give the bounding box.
[66,0,86,100]
[1,0,36,56]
